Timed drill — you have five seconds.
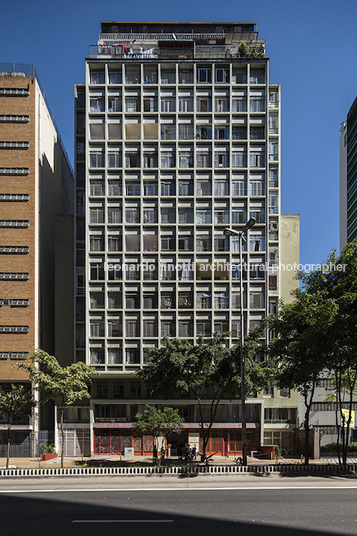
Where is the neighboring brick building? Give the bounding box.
[0,64,74,456]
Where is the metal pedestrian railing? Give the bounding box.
[0,463,356,478]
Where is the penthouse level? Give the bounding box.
[90,21,265,60]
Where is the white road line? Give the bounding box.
[72,520,173,524]
[0,486,357,494]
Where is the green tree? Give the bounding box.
[267,291,338,464]
[138,332,270,462]
[0,384,35,469]
[17,350,97,467]
[135,405,184,465]
[298,241,357,464]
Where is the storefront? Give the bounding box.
[93,423,260,456]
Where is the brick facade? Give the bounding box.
[0,75,36,377]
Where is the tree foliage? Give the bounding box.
[0,384,35,469]
[267,290,337,464]
[299,242,357,464]
[135,405,184,464]
[17,350,97,467]
[138,332,271,461]
[268,239,357,464]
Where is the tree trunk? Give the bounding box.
[6,427,10,470]
[152,437,158,466]
[334,373,342,465]
[196,396,207,462]
[344,372,357,465]
[197,392,221,463]
[60,407,65,468]
[304,411,310,465]
[303,385,315,465]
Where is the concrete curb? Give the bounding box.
[0,463,356,478]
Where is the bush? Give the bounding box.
[320,442,357,453]
[40,442,56,454]
[238,42,248,56]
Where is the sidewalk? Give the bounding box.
[0,455,325,469]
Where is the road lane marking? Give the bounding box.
[72,520,173,523]
[1,486,357,494]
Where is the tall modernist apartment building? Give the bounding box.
[0,64,74,455]
[72,22,299,458]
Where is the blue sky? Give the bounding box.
[2,0,357,265]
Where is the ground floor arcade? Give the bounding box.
[93,424,261,457]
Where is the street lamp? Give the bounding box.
[224,217,256,466]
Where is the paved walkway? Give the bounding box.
[0,455,340,469]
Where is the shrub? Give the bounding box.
[40,443,56,454]
[320,442,357,453]
[238,42,248,56]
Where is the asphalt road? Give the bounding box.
[1,474,357,536]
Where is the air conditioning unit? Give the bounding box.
[124,447,135,457]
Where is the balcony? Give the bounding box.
[178,293,193,309]
[90,41,265,61]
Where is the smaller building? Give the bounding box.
[0,64,74,456]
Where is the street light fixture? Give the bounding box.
[224,217,256,466]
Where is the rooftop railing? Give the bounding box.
[99,32,227,41]
[89,43,266,61]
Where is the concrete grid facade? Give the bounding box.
[74,22,299,458]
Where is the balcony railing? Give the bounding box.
[90,45,159,59]
[89,41,266,61]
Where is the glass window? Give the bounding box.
[196,97,212,112]
[214,178,229,196]
[269,141,279,161]
[232,150,247,168]
[160,152,175,168]
[250,150,265,168]
[232,97,247,112]
[250,95,265,112]
[179,152,193,168]
[178,181,193,196]
[109,71,122,84]
[108,151,121,168]
[215,67,229,83]
[196,178,211,196]
[90,71,104,84]
[250,179,265,196]
[214,151,229,168]
[161,98,176,112]
[178,124,194,140]
[197,67,212,83]
[232,179,246,196]
[126,183,141,196]
[90,97,104,112]
[161,181,175,196]
[196,209,211,224]
[125,208,140,224]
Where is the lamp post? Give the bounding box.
[224,217,256,466]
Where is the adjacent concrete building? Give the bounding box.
[0,64,74,455]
